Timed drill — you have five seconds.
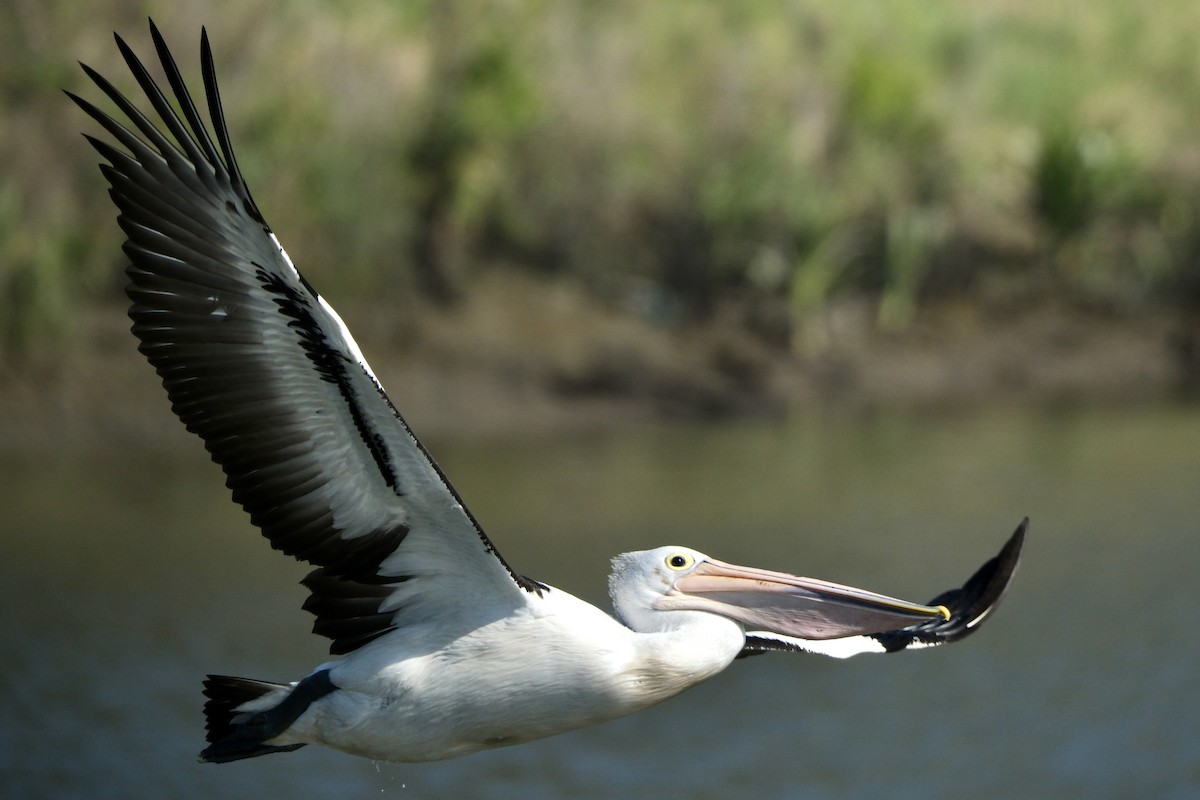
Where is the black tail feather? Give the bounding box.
[200,672,335,763]
[203,675,287,744]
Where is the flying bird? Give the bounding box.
[69,21,1026,764]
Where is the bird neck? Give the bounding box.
[620,611,745,706]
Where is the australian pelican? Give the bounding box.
[69,22,1026,764]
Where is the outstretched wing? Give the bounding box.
[69,21,541,656]
[739,519,1026,659]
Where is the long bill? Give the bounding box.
[656,558,951,640]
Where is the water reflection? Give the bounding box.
[3,405,1198,798]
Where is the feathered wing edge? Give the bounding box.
[69,21,540,657]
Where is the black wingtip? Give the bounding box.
[112,30,132,59]
[983,516,1027,602]
[874,518,1027,652]
[148,19,168,59]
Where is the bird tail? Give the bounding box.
[200,672,333,763]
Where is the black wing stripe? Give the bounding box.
[253,266,400,490]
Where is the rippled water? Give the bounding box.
[3,404,1198,799]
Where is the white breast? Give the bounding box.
[274,587,712,762]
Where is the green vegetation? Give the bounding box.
[5,0,1200,358]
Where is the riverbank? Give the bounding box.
[0,271,1188,452]
[14,3,1200,378]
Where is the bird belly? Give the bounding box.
[274,601,657,762]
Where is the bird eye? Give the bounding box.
[665,553,694,570]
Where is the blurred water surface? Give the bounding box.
[3,404,1198,799]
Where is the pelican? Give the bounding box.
[69,22,1026,765]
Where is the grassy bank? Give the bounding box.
[4,1,1200,375]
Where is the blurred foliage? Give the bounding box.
[1034,125,1096,236]
[6,0,1200,358]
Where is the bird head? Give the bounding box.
[609,546,949,638]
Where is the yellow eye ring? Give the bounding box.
[665,553,694,570]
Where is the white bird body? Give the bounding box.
[70,22,1025,766]
[268,578,741,762]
